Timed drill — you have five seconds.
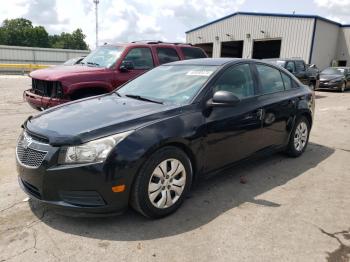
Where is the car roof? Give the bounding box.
[105,42,197,48]
[264,58,304,62]
[166,58,244,66]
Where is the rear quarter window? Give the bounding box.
[156,48,180,64]
[181,47,207,59]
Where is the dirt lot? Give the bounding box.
[0,75,349,262]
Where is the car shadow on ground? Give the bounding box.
[29,142,334,241]
[316,89,350,94]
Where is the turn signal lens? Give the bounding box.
[112,185,126,193]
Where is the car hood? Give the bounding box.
[29,65,106,81]
[25,94,180,145]
[319,74,343,81]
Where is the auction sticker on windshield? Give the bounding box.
[186,71,214,76]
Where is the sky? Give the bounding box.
[1,0,350,49]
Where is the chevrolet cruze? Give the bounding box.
[16,58,314,218]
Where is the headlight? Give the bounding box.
[58,130,133,164]
[330,78,342,83]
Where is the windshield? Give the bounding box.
[118,65,218,104]
[321,68,344,75]
[81,46,124,68]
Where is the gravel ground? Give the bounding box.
[0,75,349,262]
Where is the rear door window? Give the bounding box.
[122,48,154,69]
[181,47,207,59]
[156,48,180,64]
[256,64,285,94]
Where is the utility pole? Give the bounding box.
[93,0,100,48]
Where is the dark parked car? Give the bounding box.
[265,58,319,90]
[16,58,314,218]
[24,41,207,110]
[317,67,350,92]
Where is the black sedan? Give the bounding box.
[317,67,350,92]
[16,58,315,218]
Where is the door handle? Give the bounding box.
[243,115,254,120]
[243,109,264,121]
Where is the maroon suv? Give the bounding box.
[24,41,207,110]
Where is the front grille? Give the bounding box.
[32,78,63,98]
[16,133,47,168]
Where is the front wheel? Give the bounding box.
[286,116,310,157]
[339,82,346,92]
[130,147,192,218]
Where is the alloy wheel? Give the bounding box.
[294,122,308,152]
[148,158,186,209]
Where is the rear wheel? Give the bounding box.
[286,116,310,157]
[130,146,192,218]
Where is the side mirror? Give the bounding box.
[120,61,134,72]
[207,91,240,107]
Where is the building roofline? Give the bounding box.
[185,11,346,33]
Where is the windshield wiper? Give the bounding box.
[87,62,100,67]
[124,94,163,104]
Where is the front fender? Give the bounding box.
[66,81,113,95]
[107,110,205,188]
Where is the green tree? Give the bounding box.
[0,18,88,50]
[50,29,88,50]
[30,26,49,48]
[0,18,34,46]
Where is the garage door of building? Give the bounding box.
[220,41,244,58]
[252,39,281,59]
[194,43,213,57]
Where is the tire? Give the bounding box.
[339,82,346,92]
[286,116,310,157]
[130,146,193,218]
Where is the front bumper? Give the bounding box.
[317,81,343,90]
[23,89,70,110]
[16,140,132,214]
